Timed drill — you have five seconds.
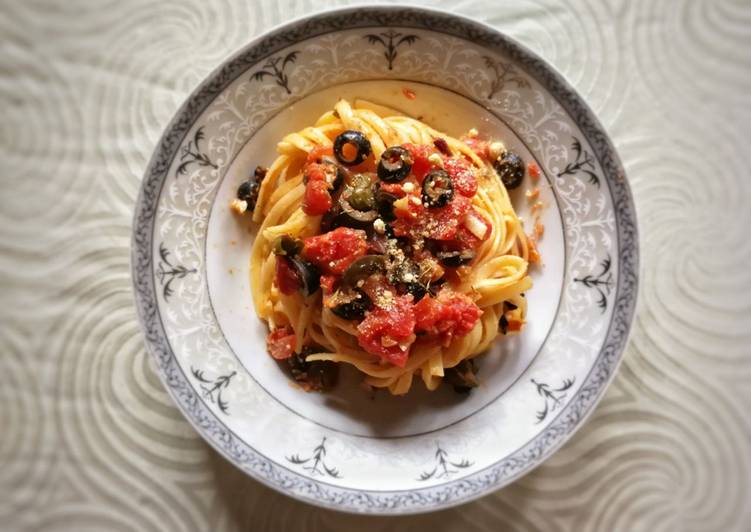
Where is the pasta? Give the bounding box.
[233,99,533,395]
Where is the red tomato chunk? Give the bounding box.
[267,327,296,360]
[357,295,415,367]
[302,176,332,216]
[274,256,300,295]
[320,274,337,294]
[306,145,334,165]
[393,194,472,241]
[379,181,407,198]
[444,157,477,197]
[402,143,434,182]
[462,137,489,160]
[302,157,342,216]
[414,291,482,344]
[527,161,541,179]
[302,227,367,275]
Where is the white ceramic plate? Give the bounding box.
[132,5,638,514]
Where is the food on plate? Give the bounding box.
[232,99,535,395]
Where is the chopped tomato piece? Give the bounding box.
[303,180,332,216]
[303,160,342,216]
[507,319,522,332]
[413,295,443,331]
[306,145,333,165]
[304,163,328,184]
[403,87,417,100]
[320,274,337,294]
[527,161,541,179]
[274,256,300,295]
[462,137,489,160]
[357,295,415,367]
[378,181,407,198]
[302,227,367,275]
[444,157,477,197]
[392,194,471,241]
[267,327,296,360]
[304,160,339,185]
[414,291,482,344]
[403,143,434,182]
[360,274,391,304]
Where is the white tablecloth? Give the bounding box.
[2,0,750,530]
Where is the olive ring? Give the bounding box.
[333,130,372,166]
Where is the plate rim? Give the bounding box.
[131,4,639,515]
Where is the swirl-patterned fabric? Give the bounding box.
[1,0,749,531]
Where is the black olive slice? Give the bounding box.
[236,165,267,212]
[331,290,372,320]
[287,345,339,391]
[493,152,525,190]
[421,169,454,208]
[333,130,372,166]
[403,282,427,301]
[341,255,387,287]
[445,359,479,394]
[272,234,303,257]
[377,146,413,183]
[436,249,476,268]
[307,360,339,390]
[320,208,373,232]
[277,255,320,297]
[374,186,398,222]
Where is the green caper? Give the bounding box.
[348,187,376,211]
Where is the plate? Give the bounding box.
[132,5,638,514]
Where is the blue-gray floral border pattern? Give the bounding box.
[131,6,638,514]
